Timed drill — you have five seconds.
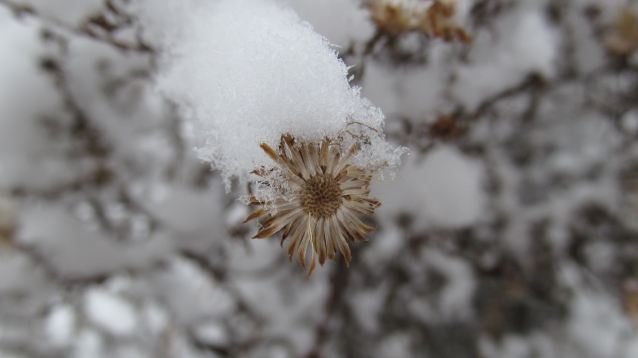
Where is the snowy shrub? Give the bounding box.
[1,0,638,357]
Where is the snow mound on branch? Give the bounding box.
[136,0,402,188]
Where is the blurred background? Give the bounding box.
[1,0,638,357]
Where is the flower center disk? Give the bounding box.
[300,174,342,219]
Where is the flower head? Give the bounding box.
[244,135,381,277]
[367,0,472,43]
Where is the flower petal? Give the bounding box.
[254,208,303,239]
[331,215,352,265]
[300,142,320,176]
[307,249,316,279]
[260,142,305,186]
[341,187,371,197]
[243,208,267,223]
[324,218,336,261]
[297,223,311,269]
[343,198,376,215]
[283,136,311,180]
[331,144,358,176]
[342,208,376,233]
[281,216,303,247]
[287,216,308,261]
[316,219,327,266]
[337,209,370,242]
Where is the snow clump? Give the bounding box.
[137,0,403,189]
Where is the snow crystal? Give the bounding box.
[137,0,402,187]
[84,288,138,336]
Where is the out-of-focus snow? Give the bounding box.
[559,263,638,358]
[85,288,138,336]
[150,257,235,325]
[18,204,173,279]
[422,249,475,320]
[279,0,374,48]
[45,304,76,346]
[136,183,227,253]
[349,282,388,332]
[0,7,83,190]
[10,0,104,26]
[376,146,486,229]
[454,8,559,112]
[64,37,175,179]
[361,49,451,120]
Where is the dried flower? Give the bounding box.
[244,135,381,277]
[367,0,472,43]
[429,115,459,141]
[604,7,638,55]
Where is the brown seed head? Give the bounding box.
[245,135,381,277]
[299,174,343,219]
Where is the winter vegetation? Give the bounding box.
[0,0,638,357]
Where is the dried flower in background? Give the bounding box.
[624,283,638,327]
[367,0,472,43]
[604,6,638,55]
[244,135,380,278]
[429,115,459,141]
[0,198,16,250]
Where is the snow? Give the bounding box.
[454,8,559,112]
[137,0,402,187]
[45,304,76,346]
[0,6,79,190]
[361,53,451,120]
[375,146,486,229]
[279,0,375,48]
[18,204,174,279]
[349,282,388,332]
[73,329,106,358]
[553,262,638,358]
[422,249,475,320]
[149,257,235,325]
[11,0,104,26]
[84,288,138,336]
[136,183,227,252]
